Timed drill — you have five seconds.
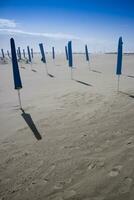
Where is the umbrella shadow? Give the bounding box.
[91,69,102,74]
[128,75,134,78]
[21,109,42,140]
[56,64,62,67]
[74,79,92,87]
[122,74,134,78]
[48,73,55,78]
[32,69,37,72]
[119,91,134,99]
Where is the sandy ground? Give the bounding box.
[0,53,134,200]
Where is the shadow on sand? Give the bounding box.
[91,69,102,74]
[21,109,42,140]
[75,79,92,87]
[119,91,134,99]
[32,69,37,72]
[122,74,134,78]
[48,73,55,78]
[127,75,134,78]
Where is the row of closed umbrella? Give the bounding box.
[9,37,123,110]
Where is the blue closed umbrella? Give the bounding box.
[67,41,73,79]
[1,49,5,58]
[65,46,68,60]
[52,47,55,60]
[31,48,34,58]
[23,49,25,58]
[7,50,10,58]
[116,37,123,75]
[39,43,48,75]
[85,45,89,61]
[39,43,46,63]
[10,39,22,90]
[116,37,123,92]
[10,38,23,109]
[68,41,73,67]
[27,46,32,63]
[18,47,21,60]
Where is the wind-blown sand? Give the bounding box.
[0,53,134,200]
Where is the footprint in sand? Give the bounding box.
[43,164,55,177]
[54,182,64,190]
[62,145,80,150]
[108,165,123,177]
[81,132,87,137]
[54,178,72,190]
[88,162,96,170]
[88,159,105,170]
[66,178,72,184]
[119,177,133,194]
[63,190,76,199]
[30,178,48,187]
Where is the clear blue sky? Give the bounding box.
[0,0,134,52]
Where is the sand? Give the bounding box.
[0,53,134,200]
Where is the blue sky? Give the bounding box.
[0,0,134,52]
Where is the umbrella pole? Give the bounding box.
[53,59,55,66]
[71,67,73,80]
[88,61,91,71]
[117,75,120,92]
[45,63,48,75]
[30,62,33,70]
[17,89,22,110]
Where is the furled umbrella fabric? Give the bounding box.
[10,38,22,90]
[39,43,46,63]
[68,41,73,67]
[27,46,32,63]
[31,48,34,58]
[116,37,123,75]
[23,49,25,58]
[1,49,5,58]
[85,44,89,61]
[18,47,21,60]
[52,47,55,59]
[65,46,68,60]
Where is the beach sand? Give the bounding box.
[0,53,134,200]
